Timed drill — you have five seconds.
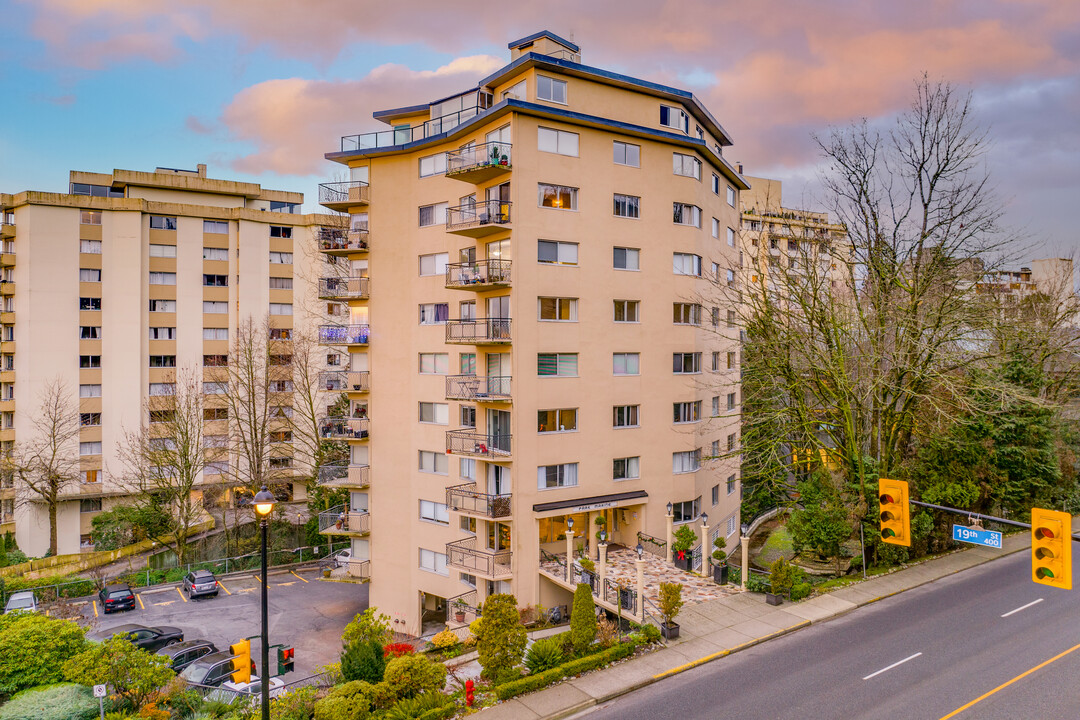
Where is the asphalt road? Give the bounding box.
[79,568,367,678]
[578,552,1080,720]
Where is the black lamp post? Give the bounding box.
[253,486,276,720]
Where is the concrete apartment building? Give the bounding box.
[0,165,330,556]
[315,31,747,635]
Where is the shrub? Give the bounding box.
[658,583,683,626]
[313,680,374,720]
[342,608,393,648]
[63,634,174,711]
[0,613,86,695]
[524,636,564,674]
[383,642,415,659]
[791,582,812,601]
[496,642,637,701]
[135,703,169,720]
[671,525,697,556]
[746,572,770,593]
[475,594,526,683]
[341,639,386,683]
[0,683,98,720]
[637,624,662,643]
[383,692,446,720]
[595,617,619,649]
[269,685,319,720]
[570,583,597,655]
[382,653,447,700]
[769,557,795,594]
[712,536,727,563]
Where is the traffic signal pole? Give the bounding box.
[908,499,1080,542]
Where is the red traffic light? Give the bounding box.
[283,647,294,660]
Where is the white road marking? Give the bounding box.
[1001,598,1044,618]
[863,652,923,680]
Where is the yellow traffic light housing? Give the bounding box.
[229,638,251,684]
[879,478,911,547]
[1032,508,1071,590]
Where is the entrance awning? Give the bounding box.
[532,490,648,516]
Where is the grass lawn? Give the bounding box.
[754,525,794,568]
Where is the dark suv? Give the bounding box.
[182,570,219,599]
[98,583,136,614]
[180,652,256,688]
[157,639,219,672]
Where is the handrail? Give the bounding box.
[445,429,511,458]
[636,532,667,557]
[445,318,511,343]
[318,277,370,299]
[318,324,370,345]
[318,416,369,439]
[446,536,512,578]
[444,374,511,400]
[445,258,512,287]
[446,199,511,230]
[318,181,370,206]
[446,142,513,174]
[445,482,512,518]
[340,105,487,152]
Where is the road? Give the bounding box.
[579,552,1080,719]
[79,568,367,678]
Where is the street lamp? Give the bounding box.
[635,542,644,560]
[253,485,275,720]
[566,516,574,531]
[666,502,673,517]
[700,512,708,526]
[599,530,607,543]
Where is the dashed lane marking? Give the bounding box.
[863,652,923,680]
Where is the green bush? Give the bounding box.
[791,582,812,601]
[475,594,526,683]
[382,654,447,700]
[341,639,386,683]
[313,680,374,720]
[633,624,661,644]
[495,642,637,701]
[0,613,86,695]
[383,692,447,720]
[569,583,597,655]
[746,572,770,593]
[524,636,564,674]
[769,557,795,594]
[270,685,319,720]
[0,683,98,720]
[341,608,393,648]
[658,583,683,626]
[63,634,174,711]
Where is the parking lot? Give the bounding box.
[77,567,368,678]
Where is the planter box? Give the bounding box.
[673,554,692,572]
[712,564,729,585]
[660,622,680,640]
[454,611,466,623]
[765,592,784,606]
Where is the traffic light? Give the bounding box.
[229,639,251,684]
[1032,508,1072,590]
[878,478,910,547]
[277,646,295,675]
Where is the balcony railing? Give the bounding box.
[446,142,512,178]
[445,318,511,344]
[319,181,370,209]
[320,227,369,254]
[446,199,511,235]
[446,429,511,458]
[445,375,511,402]
[319,371,348,392]
[317,464,348,484]
[346,371,371,392]
[446,536,512,579]
[319,417,369,440]
[318,324,370,345]
[445,259,511,289]
[318,277,370,300]
[318,504,370,535]
[446,483,512,518]
[318,463,370,488]
[345,559,371,581]
[340,104,487,152]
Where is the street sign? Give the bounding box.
[953,524,1003,549]
[92,685,107,698]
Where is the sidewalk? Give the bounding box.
[480,531,1034,720]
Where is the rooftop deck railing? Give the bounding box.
[445,318,511,344]
[340,105,486,152]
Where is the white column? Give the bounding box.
[565,529,575,582]
[740,535,750,590]
[635,555,647,623]
[665,511,674,563]
[700,523,710,576]
[598,541,608,586]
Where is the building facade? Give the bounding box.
[0,165,331,556]
[317,31,746,635]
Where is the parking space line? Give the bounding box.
[176,587,187,603]
[290,571,309,583]
[136,594,145,610]
[92,600,99,617]
[217,579,232,595]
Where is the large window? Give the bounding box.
[673,352,701,374]
[80,297,102,311]
[613,247,639,270]
[149,382,174,396]
[149,215,177,230]
[203,247,228,261]
[269,251,293,264]
[727,186,736,206]
[269,226,292,238]
[538,240,578,265]
[79,326,101,339]
[149,272,176,285]
[538,463,578,489]
[673,303,701,325]
[149,244,176,258]
[269,277,292,290]
[419,402,449,424]
[613,353,640,376]
[80,239,101,253]
[79,384,102,398]
[203,274,228,287]
[149,355,176,368]
[613,141,640,167]
[673,253,702,276]
[613,194,640,219]
[673,153,701,179]
[727,227,736,247]
[419,353,449,374]
[671,497,701,523]
[674,401,702,423]
[203,220,228,234]
[418,303,449,325]
[613,300,639,322]
[538,183,577,210]
[673,450,701,474]
[613,405,639,428]
[538,127,579,156]
[538,297,577,321]
[660,104,689,133]
[673,203,701,227]
[419,252,449,276]
[79,355,101,368]
[419,548,449,575]
[419,152,448,178]
[269,303,293,316]
[536,75,567,104]
[148,327,176,340]
[537,353,577,377]
[79,441,102,456]
[80,412,101,427]
[203,301,227,313]
[80,268,101,282]
[419,500,450,525]
[419,450,449,475]
[418,202,449,228]
[613,457,640,481]
[538,408,577,433]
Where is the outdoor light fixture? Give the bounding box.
[700,512,709,526]
[599,530,607,543]
[666,502,673,516]
[253,486,276,518]
[636,543,644,559]
[566,516,574,531]
[252,485,276,720]
[741,523,750,536]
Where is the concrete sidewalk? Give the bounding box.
[480,531,1034,719]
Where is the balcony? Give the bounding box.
[319,504,370,536]
[446,536,512,579]
[446,142,512,183]
[0,282,13,296]
[340,104,487,152]
[446,199,511,237]
[319,416,369,440]
[446,483,512,519]
[0,224,13,240]
[318,277,370,300]
[318,463,370,489]
[445,375,511,402]
[446,429,511,459]
[319,370,370,392]
[445,259,511,290]
[318,324,370,346]
[319,227,369,255]
[445,318,511,345]
[318,181,370,211]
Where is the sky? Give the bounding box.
[1,0,1077,262]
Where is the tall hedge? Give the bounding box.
[0,614,86,696]
[475,593,526,682]
[570,582,597,655]
[341,639,386,683]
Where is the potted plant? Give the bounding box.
[671,525,697,571]
[711,536,728,584]
[453,599,467,623]
[578,554,596,588]
[500,153,509,166]
[489,145,500,166]
[594,516,607,548]
[658,582,683,640]
[767,557,794,605]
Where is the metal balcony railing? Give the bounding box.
[345,559,370,580]
[317,464,348,484]
[446,199,511,232]
[318,504,370,535]
[318,324,370,345]
[318,417,369,440]
[318,181,370,207]
[445,429,511,458]
[318,277,370,300]
[446,536,512,579]
[346,371,370,392]
[319,227,369,253]
[445,318,511,344]
[318,463,370,488]
[445,259,511,288]
[446,483,512,518]
[340,104,488,152]
[319,371,348,391]
[445,375,511,401]
[446,142,512,175]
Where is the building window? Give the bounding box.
[79,297,102,311]
[538,183,577,210]
[727,352,737,369]
[712,174,720,194]
[202,301,226,314]
[418,202,449,228]
[673,352,701,374]
[460,405,476,428]
[726,269,737,287]
[727,474,737,495]
[613,405,639,428]
[673,450,701,474]
[419,500,450,525]
[538,462,578,489]
[536,75,567,104]
[80,498,102,513]
[269,303,292,316]
[727,227,736,247]
[419,548,449,575]
[419,450,448,475]
[269,226,292,239]
[269,277,292,290]
[613,353,640,376]
[727,309,736,328]
[613,141,640,167]
[613,247,640,270]
[673,303,701,325]
[419,353,449,375]
[203,220,228,234]
[80,412,101,426]
[671,497,700,523]
[202,247,228,261]
[727,515,738,536]
[80,239,102,254]
[203,274,228,287]
[538,408,577,433]
[673,203,701,227]
[149,382,175,396]
[612,193,640,219]
[419,252,449,276]
[712,352,720,371]
[149,355,176,368]
[269,251,293,264]
[538,127,579,156]
[712,396,720,416]
[459,353,476,375]
[674,401,702,423]
[673,153,701,179]
[712,485,719,506]
[79,210,102,226]
[537,353,577,377]
[80,268,101,282]
[79,326,101,340]
[727,433,737,452]
[149,215,177,230]
[419,152,448,178]
[673,253,702,276]
[712,218,720,239]
[204,408,228,421]
[79,355,101,368]
[613,300,639,322]
[613,457,640,481]
[419,402,449,425]
[149,272,176,285]
[727,186,736,206]
[203,382,227,395]
[79,441,102,456]
[660,104,689,133]
[538,297,577,321]
[419,303,449,325]
[149,327,176,340]
[149,243,176,258]
[728,392,738,411]
[79,384,102,398]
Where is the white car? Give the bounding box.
[331,548,353,568]
[208,676,285,706]
[3,591,37,614]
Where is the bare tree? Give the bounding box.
[289,322,348,490]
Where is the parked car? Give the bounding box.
[156,639,219,672]
[98,583,136,614]
[331,548,353,568]
[180,651,256,688]
[3,591,37,614]
[88,624,184,653]
[182,569,220,599]
[208,676,286,705]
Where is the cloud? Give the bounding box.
[184,116,214,135]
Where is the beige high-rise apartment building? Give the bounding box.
[315,31,747,635]
[0,165,331,556]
